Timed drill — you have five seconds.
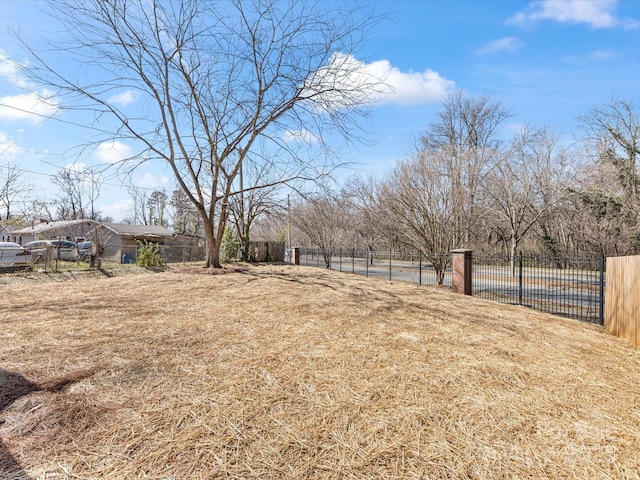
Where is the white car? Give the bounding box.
[0,242,34,270]
[24,240,80,262]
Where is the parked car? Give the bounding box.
[24,240,79,262]
[77,241,92,260]
[0,242,33,270]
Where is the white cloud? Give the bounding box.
[108,90,136,106]
[0,90,61,125]
[591,49,616,60]
[136,172,171,189]
[94,140,134,164]
[305,53,454,110]
[66,162,86,173]
[379,62,455,105]
[0,50,29,88]
[282,129,319,145]
[101,198,133,222]
[0,131,22,160]
[507,0,639,29]
[0,51,61,125]
[477,37,523,55]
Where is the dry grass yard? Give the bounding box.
[1,264,639,479]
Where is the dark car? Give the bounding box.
[77,241,92,260]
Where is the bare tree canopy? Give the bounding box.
[20,0,381,268]
[421,90,513,244]
[485,127,574,273]
[228,158,285,261]
[291,194,349,268]
[380,148,462,284]
[51,167,101,221]
[580,99,640,212]
[0,162,28,221]
[168,188,200,235]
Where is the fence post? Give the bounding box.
[518,251,523,306]
[365,249,369,277]
[352,248,355,274]
[419,250,422,286]
[451,249,472,295]
[389,248,392,281]
[339,248,342,272]
[599,252,605,326]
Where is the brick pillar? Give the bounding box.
[292,247,300,265]
[451,249,472,295]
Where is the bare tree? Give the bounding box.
[578,98,640,253]
[21,0,380,269]
[25,199,55,224]
[559,157,636,256]
[0,162,28,221]
[50,166,102,221]
[85,170,101,220]
[485,127,574,273]
[380,148,463,285]
[291,195,348,268]
[147,190,168,226]
[169,188,200,235]
[342,174,387,263]
[422,91,512,246]
[581,99,640,208]
[228,158,284,261]
[125,187,149,225]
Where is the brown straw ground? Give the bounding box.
[1,264,639,479]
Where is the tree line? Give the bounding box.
[283,92,640,274]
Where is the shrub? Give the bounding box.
[221,226,239,262]
[136,240,166,267]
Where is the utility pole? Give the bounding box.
[287,194,292,250]
[239,160,249,261]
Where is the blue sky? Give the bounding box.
[1,0,639,221]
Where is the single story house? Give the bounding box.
[11,219,100,245]
[92,223,203,264]
[0,223,21,244]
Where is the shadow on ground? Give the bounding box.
[0,367,98,478]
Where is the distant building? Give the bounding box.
[11,220,203,264]
[11,219,100,245]
[0,223,21,243]
[91,223,203,264]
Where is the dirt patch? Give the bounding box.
[1,264,639,478]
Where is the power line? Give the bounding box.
[0,162,170,192]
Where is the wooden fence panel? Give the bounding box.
[248,241,285,262]
[605,255,640,347]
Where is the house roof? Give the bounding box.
[98,223,175,238]
[12,219,100,236]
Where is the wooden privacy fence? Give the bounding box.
[605,255,640,347]
[248,241,285,262]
